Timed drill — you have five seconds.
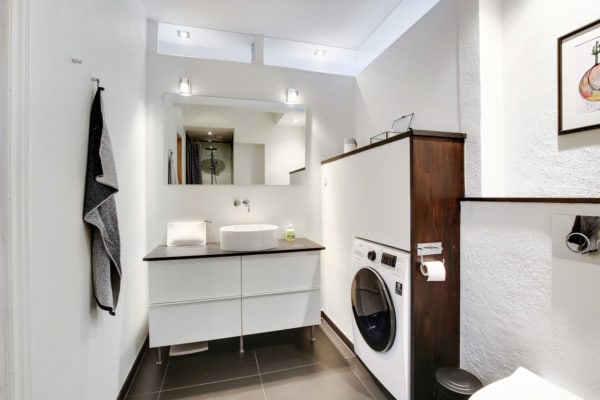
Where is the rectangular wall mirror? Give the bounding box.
[164,93,306,186]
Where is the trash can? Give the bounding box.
[434,367,483,400]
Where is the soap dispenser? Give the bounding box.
[285,224,296,242]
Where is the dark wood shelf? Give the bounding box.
[321,129,466,165]
[461,197,600,204]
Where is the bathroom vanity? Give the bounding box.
[143,238,324,356]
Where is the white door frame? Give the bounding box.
[3,0,32,398]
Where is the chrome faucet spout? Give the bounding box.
[242,199,250,212]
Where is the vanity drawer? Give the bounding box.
[149,298,241,348]
[149,257,241,304]
[241,252,320,295]
[242,289,320,335]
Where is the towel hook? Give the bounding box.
[91,77,104,91]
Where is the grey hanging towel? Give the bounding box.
[83,87,122,315]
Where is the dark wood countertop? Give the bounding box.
[143,238,325,261]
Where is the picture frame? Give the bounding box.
[558,19,600,135]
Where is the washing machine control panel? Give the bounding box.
[381,253,397,268]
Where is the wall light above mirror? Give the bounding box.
[286,88,299,104]
[178,78,192,95]
[164,93,307,186]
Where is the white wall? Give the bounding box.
[27,0,148,399]
[501,0,600,196]
[0,0,9,397]
[354,0,460,147]
[146,20,355,247]
[461,202,600,399]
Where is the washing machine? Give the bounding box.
[351,237,410,400]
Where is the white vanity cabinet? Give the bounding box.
[144,240,324,350]
[241,252,321,335]
[148,256,242,348]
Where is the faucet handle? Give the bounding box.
[233,199,241,207]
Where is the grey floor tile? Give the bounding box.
[159,376,265,400]
[254,326,349,373]
[161,349,259,390]
[261,363,373,400]
[126,348,169,397]
[347,357,395,400]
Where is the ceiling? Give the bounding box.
[144,0,441,76]
[141,0,404,49]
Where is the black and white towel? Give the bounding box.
[83,88,122,315]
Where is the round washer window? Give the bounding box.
[351,267,396,352]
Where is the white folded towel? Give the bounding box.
[167,221,207,246]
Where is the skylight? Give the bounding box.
[155,0,440,76]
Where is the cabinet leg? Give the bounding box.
[156,347,163,366]
[310,325,316,342]
[240,336,244,353]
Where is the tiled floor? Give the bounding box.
[123,320,394,400]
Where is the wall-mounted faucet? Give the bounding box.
[233,198,251,212]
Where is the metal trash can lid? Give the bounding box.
[435,367,483,395]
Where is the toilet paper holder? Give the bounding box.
[417,242,444,265]
[417,242,446,281]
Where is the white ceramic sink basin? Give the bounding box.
[219,224,279,251]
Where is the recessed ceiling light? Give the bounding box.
[177,30,190,39]
[208,131,213,135]
[314,49,326,57]
[293,117,299,123]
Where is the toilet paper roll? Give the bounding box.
[420,261,446,282]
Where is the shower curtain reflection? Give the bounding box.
[185,134,202,184]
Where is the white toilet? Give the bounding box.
[471,368,583,400]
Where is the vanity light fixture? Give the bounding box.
[179,78,192,95]
[177,30,190,39]
[208,131,213,135]
[286,88,299,104]
[314,49,326,57]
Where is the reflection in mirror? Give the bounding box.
[165,94,306,186]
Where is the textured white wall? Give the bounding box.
[457,0,482,196]
[461,202,600,399]
[146,21,355,247]
[502,0,600,195]
[479,0,505,195]
[354,0,460,147]
[27,1,148,399]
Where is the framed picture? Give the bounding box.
[558,19,600,135]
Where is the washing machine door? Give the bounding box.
[351,267,396,352]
